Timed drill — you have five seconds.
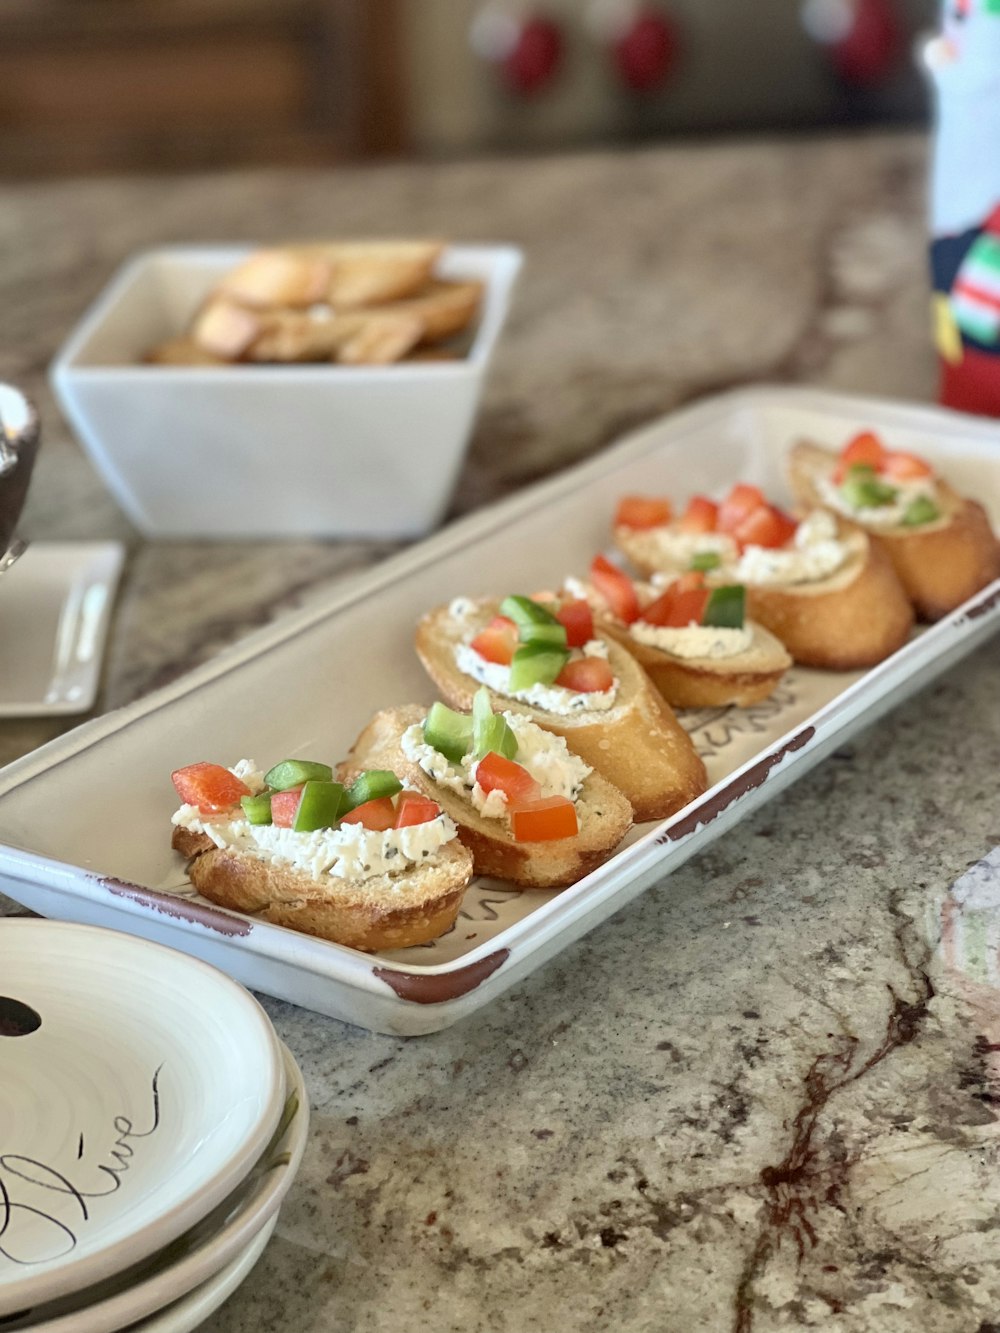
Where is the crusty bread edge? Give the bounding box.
[171,816,473,952]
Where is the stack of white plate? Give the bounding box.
[0,919,309,1333]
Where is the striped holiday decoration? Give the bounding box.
[952,230,1000,343]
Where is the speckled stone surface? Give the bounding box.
[3,132,1000,1332]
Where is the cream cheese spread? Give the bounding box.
[401,712,591,821]
[816,474,940,530]
[630,621,753,660]
[732,509,850,587]
[171,759,456,883]
[455,635,618,714]
[616,526,738,574]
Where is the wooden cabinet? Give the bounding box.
[0,0,406,176]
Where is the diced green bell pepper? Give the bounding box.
[263,759,333,791]
[240,792,273,825]
[689,551,721,572]
[347,769,402,809]
[499,595,568,649]
[424,702,473,763]
[840,465,897,509]
[508,641,570,692]
[901,495,940,527]
[702,585,745,630]
[292,780,348,832]
[471,686,518,760]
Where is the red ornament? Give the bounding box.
[501,16,565,95]
[803,0,902,86]
[832,0,901,84]
[612,7,679,92]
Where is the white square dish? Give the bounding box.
[0,386,997,1036]
[49,244,523,539]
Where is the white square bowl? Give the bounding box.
[49,244,523,539]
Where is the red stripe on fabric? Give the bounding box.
[953,279,1000,312]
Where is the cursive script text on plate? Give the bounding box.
[0,1065,163,1267]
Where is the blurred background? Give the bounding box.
[1,0,939,179]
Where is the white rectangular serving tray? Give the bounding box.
[0,387,998,1036]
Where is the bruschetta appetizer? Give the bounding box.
[563,561,792,708]
[415,594,707,823]
[342,689,632,888]
[787,432,1000,621]
[170,757,473,952]
[613,487,914,671]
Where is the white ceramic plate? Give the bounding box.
[0,541,124,716]
[6,1040,307,1333]
[0,920,286,1316]
[0,387,997,1035]
[127,1214,278,1333]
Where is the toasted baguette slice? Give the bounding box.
[214,242,444,312]
[788,441,1000,621]
[415,600,707,823]
[743,525,913,670]
[144,335,228,367]
[617,518,914,671]
[293,241,444,309]
[598,616,792,708]
[171,825,473,953]
[341,705,632,889]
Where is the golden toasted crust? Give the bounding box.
[215,241,444,312]
[788,440,1000,621]
[742,532,914,670]
[597,618,791,708]
[341,705,633,889]
[878,493,1000,621]
[172,825,473,952]
[414,601,707,823]
[171,826,214,859]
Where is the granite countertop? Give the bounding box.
[3,131,1000,1332]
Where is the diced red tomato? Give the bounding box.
[341,797,397,831]
[171,762,251,814]
[841,431,886,470]
[717,484,766,535]
[589,554,640,625]
[475,752,542,806]
[554,656,615,693]
[882,450,933,480]
[394,791,442,828]
[734,504,797,551]
[641,583,710,628]
[678,495,719,533]
[673,571,706,594]
[270,788,303,828]
[614,495,672,530]
[510,796,579,843]
[555,598,594,648]
[470,615,517,666]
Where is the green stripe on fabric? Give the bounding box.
[968,234,1000,277]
